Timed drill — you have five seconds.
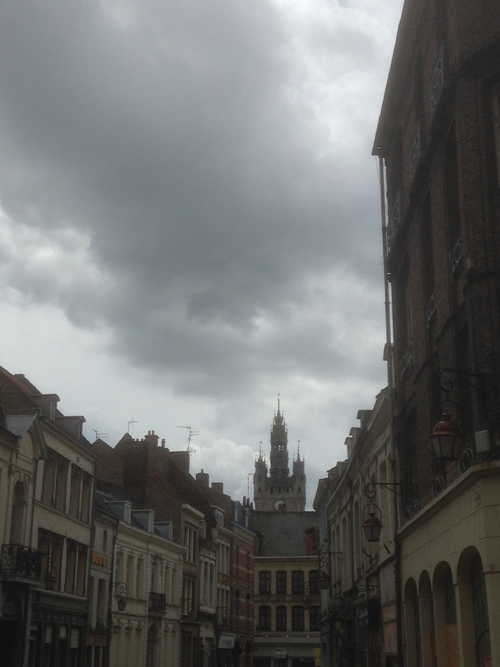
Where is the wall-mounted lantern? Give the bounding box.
[430,413,463,461]
[112,582,128,611]
[362,506,383,543]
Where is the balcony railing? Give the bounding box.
[149,591,167,613]
[0,544,42,580]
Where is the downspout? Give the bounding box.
[377,152,404,666]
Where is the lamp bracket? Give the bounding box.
[438,368,490,423]
[112,581,128,597]
[364,481,402,499]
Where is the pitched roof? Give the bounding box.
[250,511,318,557]
[0,367,41,414]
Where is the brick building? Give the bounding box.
[92,432,256,667]
[373,1,500,664]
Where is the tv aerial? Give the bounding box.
[92,429,109,442]
[177,425,199,454]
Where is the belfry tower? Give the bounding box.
[253,398,306,512]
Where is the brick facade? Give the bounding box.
[374,1,500,664]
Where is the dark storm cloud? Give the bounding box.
[0,0,397,406]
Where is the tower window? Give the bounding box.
[292,571,304,595]
[276,571,287,595]
[259,571,271,595]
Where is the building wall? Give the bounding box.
[109,511,184,667]
[374,1,500,664]
[253,555,320,667]
[0,417,40,667]
[315,390,397,667]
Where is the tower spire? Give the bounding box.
[253,398,306,512]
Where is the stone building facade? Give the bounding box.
[314,390,397,667]
[0,367,95,667]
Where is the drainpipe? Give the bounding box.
[377,152,404,666]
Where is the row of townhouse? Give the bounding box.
[0,366,256,667]
[314,390,397,667]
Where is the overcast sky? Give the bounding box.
[0,0,403,507]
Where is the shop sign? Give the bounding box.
[218,633,236,649]
[92,552,107,568]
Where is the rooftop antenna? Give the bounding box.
[177,425,199,454]
[128,418,138,434]
[92,429,109,442]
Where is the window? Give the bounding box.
[136,558,144,598]
[151,558,160,593]
[9,481,26,543]
[258,606,271,631]
[183,525,197,563]
[443,125,462,274]
[81,474,92,524]
[397,259,413,378]
[276,606,287,632]
[291,571,304,595]
[97,578,107,624]
[69,466,82,519]
[182,578,195,615]
[493,82,500,187]
[309,605,321,631]
[276,571,287,595]
[309,570,319,594]
[38,529,63,592]
[421,195,435,324]
[259,571,271,594]
[292,606,304,631]
[42,450,68,512]
[65,540,88,596]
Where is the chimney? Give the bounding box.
[211,482,224,494]
[144,430,159,447]
[196,470,210,487]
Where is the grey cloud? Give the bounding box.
[0,0,397,410]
